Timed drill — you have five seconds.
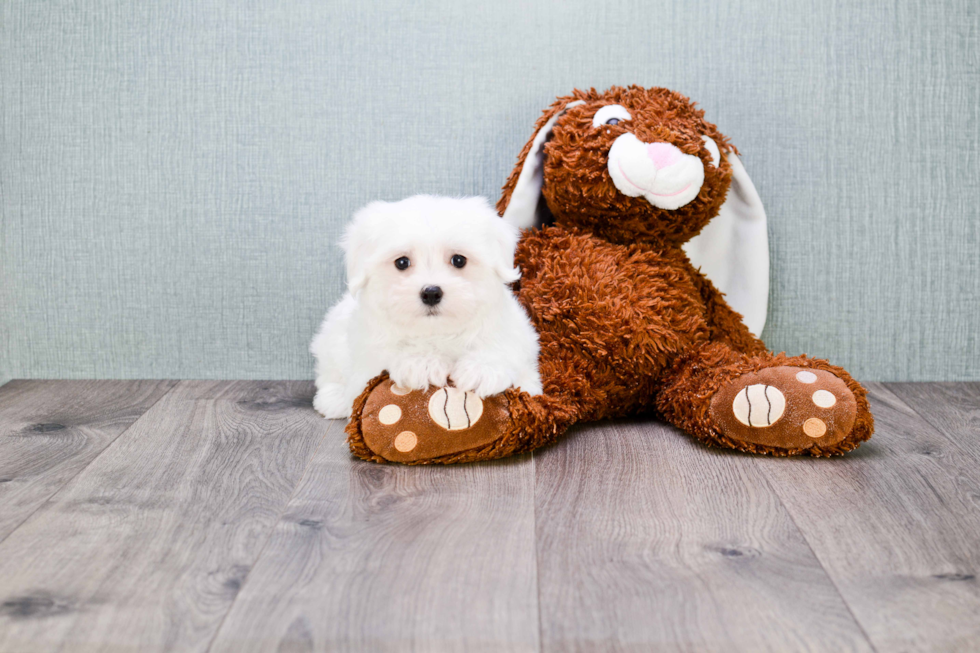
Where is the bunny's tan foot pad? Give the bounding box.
[710,366,857,451]
[354,379,511,463]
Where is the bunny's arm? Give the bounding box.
[684,259,768,356]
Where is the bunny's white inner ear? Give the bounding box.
[683,152,769,337]
[502,100,585,230]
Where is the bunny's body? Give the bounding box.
[515,227,744,422]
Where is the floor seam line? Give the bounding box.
[758,466,879,653]
[532,450,544,653]
[0,379,180,548]
[203,416,335,652]
[881,382,980,463]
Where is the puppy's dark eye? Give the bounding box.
[451,254,467,269]
[605,118,619,126]
[394,256,410,271]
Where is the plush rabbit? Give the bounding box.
[345,85,874,464]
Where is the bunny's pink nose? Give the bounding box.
[646,142,683,169]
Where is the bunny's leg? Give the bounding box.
[656,342,873,455]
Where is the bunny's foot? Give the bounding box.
[345,375,570,464]
[658,344,873,456]
[710,366,859,452]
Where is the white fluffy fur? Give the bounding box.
[310,195,543,419]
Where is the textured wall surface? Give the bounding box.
[2,0,978,382]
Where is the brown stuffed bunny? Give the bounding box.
[345,85,874,464]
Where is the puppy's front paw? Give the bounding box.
[389,357,450,391]
[517,373,543,397]
[313,384,351,419]
[451,359,513,398]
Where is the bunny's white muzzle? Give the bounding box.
[607,133,704,210]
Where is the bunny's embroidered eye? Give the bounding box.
[592,105,632,129]
[701,136,721,167]
[394,256,410,270]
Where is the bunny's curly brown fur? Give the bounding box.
[346,85,873,463]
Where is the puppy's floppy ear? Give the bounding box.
[470,196,521,283]
[489,218,521,284]
[340,201,385,295]
[683,151,769,337]
[497,97,586,230]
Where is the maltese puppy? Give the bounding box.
[310,195,543,419]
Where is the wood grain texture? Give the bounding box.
[0,381,978,651]
[0,380,176,541]
[0,381,327,653]
[533,419,871,653]
[754,383,980,651]
[209,442,538,652]
[887,382,980,459]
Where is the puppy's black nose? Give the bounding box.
[420,286,443,306]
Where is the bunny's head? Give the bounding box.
[501,86,745,245]
[499,85,771,335]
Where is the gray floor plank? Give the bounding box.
[0,380,177,542]
[754,382,980,651]
[887,382,980,459]
[533,419,872,653]
[0,381,327,653]
[209,435,539,652]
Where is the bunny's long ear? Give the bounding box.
[683,152,769,337]
[498,99,585,229]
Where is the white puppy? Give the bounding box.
[310,195,543,419]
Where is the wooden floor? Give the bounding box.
[0,381,977,652]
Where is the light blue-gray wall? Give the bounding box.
[2,0,977,383]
